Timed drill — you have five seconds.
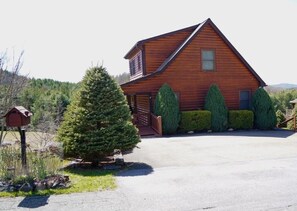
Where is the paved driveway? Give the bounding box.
[1,130,297,211]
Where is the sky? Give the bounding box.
[0,0,296,85]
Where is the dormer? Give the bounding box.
[128,50,144,81]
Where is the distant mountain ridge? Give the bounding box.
[265,83,297,93]
[270,83,297,89]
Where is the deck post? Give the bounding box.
[293,115,297,132]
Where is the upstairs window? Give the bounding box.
[129,59,136,75]
[137,54,141,72]
[240,90,251,109]
[202,50,215,71]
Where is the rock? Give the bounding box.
[0,181,8,192]
[188,131,194,134]
[228,128,234,132]
[34,182,46,191]
[114,151,124,166]
[7,185,16,192]
[19,183,33,192]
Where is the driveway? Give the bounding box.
[1,130,297,211]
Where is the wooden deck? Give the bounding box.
[138,126,159,137]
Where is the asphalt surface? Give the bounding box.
[1,130,297,211]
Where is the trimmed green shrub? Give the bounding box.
[228,110,254,130]
[57,66,140,164]
[154,83,180,135]
[204,84,228,132]
[252,87,277,130]
[179,110,211,132]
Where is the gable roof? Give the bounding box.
[122,18,266,87]
[4,106,32,118]
[124,24,198,59]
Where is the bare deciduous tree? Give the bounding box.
[0,50,28,145]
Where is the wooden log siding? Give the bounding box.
[122,23,260,111]
[144,27,195,75]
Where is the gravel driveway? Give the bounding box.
[1,130,297,211]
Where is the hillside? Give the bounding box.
[265,83,297,93]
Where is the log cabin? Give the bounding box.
[121,18,266,136]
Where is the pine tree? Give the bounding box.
[204,84,228,132]
[252,87,277,130]
[57,66,140,164]
[154,83,180,135]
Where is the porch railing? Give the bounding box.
[151,113,162,136]
[278,114,296,132]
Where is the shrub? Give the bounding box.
[154,83,180,135]
[276,110,286,126]
[228,110,254,130]
[57,66,140,165]
[204,84,228,132]
[179,110,211,132]
[252,87,277,130]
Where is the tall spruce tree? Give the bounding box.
[154,83,180,135]
[252,87,277,130]
[57,66,140,164]
[204,84,228,132]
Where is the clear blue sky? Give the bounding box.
[1,0,296,85]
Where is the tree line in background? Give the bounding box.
[0,67,130,134]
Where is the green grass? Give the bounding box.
[0,169,116,197]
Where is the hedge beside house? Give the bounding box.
[179,110,211,132]
[204,84,228,132]
[154,83,180,135]
[228,110,254,130]
[252,87,277,130]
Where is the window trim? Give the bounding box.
[239,90,251,110]
[201,49,216,71]
[137,54,141,73]
[129,59,136,75]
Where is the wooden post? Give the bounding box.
[293,115,297,132]
[18,127,27,173]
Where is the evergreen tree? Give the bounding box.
[252,87,277,130]
[154,83,180,135]
[57,66,140,164]
[204,84,228,132]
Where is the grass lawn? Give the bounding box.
[0,168,117,197]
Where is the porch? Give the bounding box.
[126,93,162,137]
[132,113,162,137]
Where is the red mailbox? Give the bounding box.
[4,106,32,127]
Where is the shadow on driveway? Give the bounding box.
[160,129,296,139]
[18,195,49,208]
[117,162,154,177]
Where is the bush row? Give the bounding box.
[179,110,254,133]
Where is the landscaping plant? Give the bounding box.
[179,110,211,132]
[228,110,254,130]
[154,83,180,135]
[204,84,228,132]
[57,66,140,165]
[252,87,277,130]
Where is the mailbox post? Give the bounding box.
[4,106,32,173]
